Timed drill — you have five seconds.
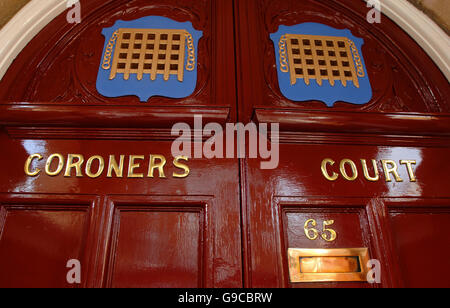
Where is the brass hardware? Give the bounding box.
[361,159,380,182]
[300,256,360,274]
[278,34,364,87]
[103,28,196,82]
[24,153,43,177]
[340,159,358,181]
[320,158,417,183]
[85,155,105,179]
[382,160,404,183]
[304,219,337,242]
[107,155,125,178]
[321,220,337,242]
[288,248,371,283]
[304,219,319,241]
[65,154,84,178]
[24,154,191,179]
[400,160,417,182]
[173,156,190,178]
[321,158,339,181]
[148,155,167,178]
[44,153,64,177]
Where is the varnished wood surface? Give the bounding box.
[0,0,449,288]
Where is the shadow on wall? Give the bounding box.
[409,0,450,34]
[0,0,30,29]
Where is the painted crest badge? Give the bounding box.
[271,23,372,106]
[97,16,202,102]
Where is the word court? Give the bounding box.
[24,153,190,179]
[321,158,417,182]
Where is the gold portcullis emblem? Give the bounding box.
[279,34,365,88]
[102,28,196,82]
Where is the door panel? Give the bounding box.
[0,0,240,288]
[389,208,450,288]
[0,138,242,287]
[236,0,450,288]
[235,0,449,124]
[277,200,375,288]
[106,205,204,288]
[0,0,234,110]
[0,204,90,288]
[242,142,450,287]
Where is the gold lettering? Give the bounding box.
[24,153,43,177]
[64,154,84,177]
[148,155,167,178]
[382,160,403,182]
[304,219,319,241]
[321,220,337,242]
[85,156,105,178]
[25,153,195,179]
[128,155,144,178]
[107,155,125,178]
[361,159,379,182]
[340,159,358,181]
[400,160,417,182]
[45,154,64,176]
[321,159,339,181]
[304,219,337,242]
[173,156,190,178]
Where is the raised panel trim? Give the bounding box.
[0,105,230,130]
[0,193,103,288]
[101,195,215,288]
[272,131,450,147]
[255,109,450,136]
[272,197,382,288]
[383,197,450,209]
[381,197,450,287]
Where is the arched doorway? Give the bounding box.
[0,0,449,288]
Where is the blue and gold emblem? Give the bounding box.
[271,23,372,106]
[97,16,202,102]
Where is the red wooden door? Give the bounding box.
[0,0,449,288]
[0,0,241,288]
[235,0,450,288]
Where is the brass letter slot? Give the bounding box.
[288,248,370,283]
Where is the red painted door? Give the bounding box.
[0,0,449,288]
[0,0,241,288]
[235,0,450,288]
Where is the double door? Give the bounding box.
[0,0,449,288]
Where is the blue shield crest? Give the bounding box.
[271,23,372,106]
[97,16,203,102]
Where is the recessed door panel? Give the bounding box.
[389,209,450,288]
[283,210,367,249]
[275,200,375,288]
[0,135,243,287]
[0,206,89,288]
[243,141,450,287]
[106,206,204,288]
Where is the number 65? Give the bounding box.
[304,219,337,242]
